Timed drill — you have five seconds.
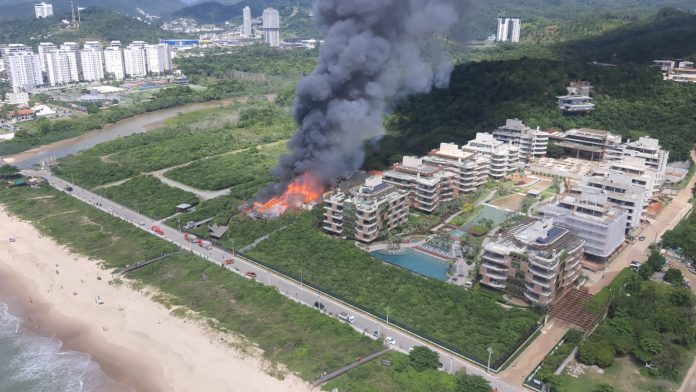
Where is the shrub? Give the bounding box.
[408,346,440,372]
[578,341,615,368]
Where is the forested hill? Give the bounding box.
[0,0,184,21]
[0,8,171,45]
[365,10,696,169]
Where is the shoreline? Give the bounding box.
[0,207,310,392]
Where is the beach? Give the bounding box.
[0,207,311,392]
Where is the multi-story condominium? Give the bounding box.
[462,133,520,179]
[599,156,662,192]
[34,2,53,18]
[103,45,126,80]
[383,156,458,213]
[80,42,104,82]
[479,217,584,306]
[37,42,57,73]
[144,44,172,74]
[59,42,82,80]
[124,42,148,77]
[557,95,595,115]
[2,45,43,92]
[492,119,548,161]
[496,16,521,43]
[422,143,489,193]
[580,171,649,230]
[566,81,593,97]
[620,136,669,179]
[540,192,627,260]
[242,6,253,38]
[549,128,623,161]
[45,49,80,86]
[655,59,696,83]
[262,7,281,47]
[323,176,409,243]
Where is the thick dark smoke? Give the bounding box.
[260,0,475,199]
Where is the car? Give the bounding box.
[638,236,646,241]
[65,186,73,192]
[385,336,396,345]
[630,261,641,271]
[138,221,145,226]
[373,330,379,338]
[313,301,325,310]
[245,271,257,279]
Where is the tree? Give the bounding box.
[663,268,684,285]
[456,373,491,392]
[547,140,565,158]
[0,165,20,179]
[408,346,440,372]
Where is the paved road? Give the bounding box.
[26,169,523,392]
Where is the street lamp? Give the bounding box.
[386,307,390,327]
[486,347,493,374]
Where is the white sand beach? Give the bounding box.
[0,207,311,392]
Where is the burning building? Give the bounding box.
[250,173,325,219]
[323,175,409,243]
[255,0,475,214]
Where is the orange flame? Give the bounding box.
[253,173,325,216]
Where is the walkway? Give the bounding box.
[310,349,390,388]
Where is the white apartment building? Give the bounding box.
[383,156,458,213]
[262,7,281,47]
[422,142,489,193]
[3,47,43,92]
[45,49,80,86]
[540,193,628,260]
[496,16,521,43]
[80,42,105,82]
[60,42,82,80]
[144,44,172,74]
[580,171,650,230]
[124,42,147,77]
[549,128,623,161]
[103,46,125,80]
[34,2,53,18]
[323,176,409,243]
[492,119,548,161]
[5,92,30,107]
[37,42,57,73]
[620,136,669,181]
[242,6,253,38]
[479,217,584,305]
[463,133,520,179]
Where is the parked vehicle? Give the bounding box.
[246,271,257,279]
[313,301,325,310]
[224,259,234,265]
[638,236,646,241]
[151,225,164,235]
[338,312,355,323]
[198,240,212,250]
[184,233,198,243]
[65,186,73,192]
[385,336,396,345]
[630,261,641,271]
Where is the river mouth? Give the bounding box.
[2,94,275,169]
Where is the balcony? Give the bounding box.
[485,280,507,289]
[528,266,556,280]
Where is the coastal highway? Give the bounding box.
[25,169,522,392]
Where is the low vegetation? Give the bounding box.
[54,100,294,189]
[99,175,199,220]
[663,209,696,261]
[532,329,584,384]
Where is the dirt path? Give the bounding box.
[500,320,568,385]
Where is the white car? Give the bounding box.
[385,336,396,345]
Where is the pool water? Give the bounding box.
[371,249,450,281]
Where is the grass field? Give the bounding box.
[0,185,385,382]
[559,357,682,392]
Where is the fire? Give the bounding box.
[253,173,325,217]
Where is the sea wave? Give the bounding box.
[0,302,133,392]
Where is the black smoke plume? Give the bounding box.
[259,0,475,199]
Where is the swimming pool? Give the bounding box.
[371,248,450,281]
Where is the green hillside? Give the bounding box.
[0,0,184,21]
[365,9,696,169]
[173,0,313,24]
[0,8,173,45]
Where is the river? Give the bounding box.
[2,95,274,169]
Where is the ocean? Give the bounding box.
[0,302,133,392]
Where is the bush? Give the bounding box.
[408,346,440,372]
[664,268,684,285]
[455,374,490,392]
[594,384,617,392]
[578,341,615,368]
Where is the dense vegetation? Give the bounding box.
[99,175,199,220]
[176,45,318,85]
[248,211,541,365]
[663,209,696,261]
[0,82,258,156]
[577,273,695,381]
[53,100,294,188]
[172,1,314,25]
[0,8,172,45]
[0,185,385,381]
[533,329,585,384]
